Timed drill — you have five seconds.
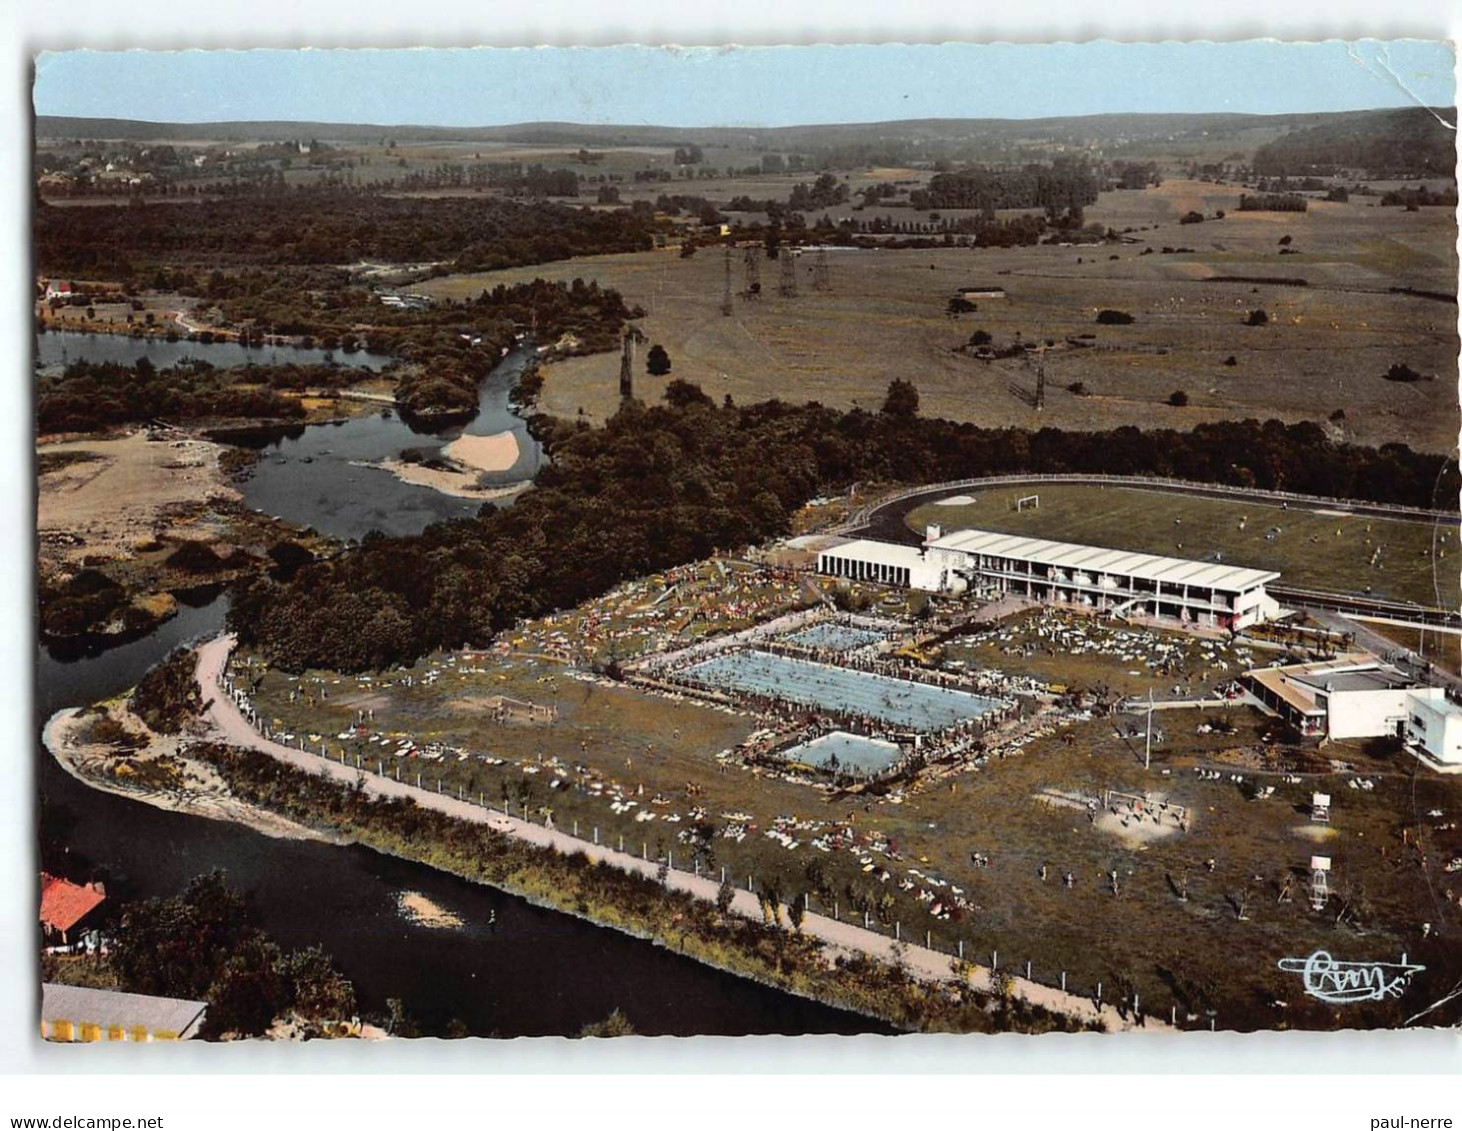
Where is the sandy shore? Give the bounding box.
[44,706,327,843]
[38,430,241,568]
[375,459,531,502]
[444,430,520,473]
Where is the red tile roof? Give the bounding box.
[40,873,106,934]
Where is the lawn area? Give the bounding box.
[414,182,1458,454]
[239,620,1462,1032]
[941,608,1258,700]
[906,483,1457,607]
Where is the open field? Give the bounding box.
[243,624,1462,1031]
[906,483,1458,608]
[942,608,1257,700]
[413,181,1458,452]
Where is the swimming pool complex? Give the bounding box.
[679,650,1000,731]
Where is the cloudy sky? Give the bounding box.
[32,41,1456,127]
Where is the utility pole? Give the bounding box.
[618,327,634,399]
[779,252,797,297]
[721,246,733,317]
[742,246,761,298]
[1145,687,1154,771]
[812,247,831,291]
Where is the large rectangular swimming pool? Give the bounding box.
[680,650,1000,731]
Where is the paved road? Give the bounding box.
[195,635,1159,1033]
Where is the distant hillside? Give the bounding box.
[1252,107,1457,177]
[33,108,1439,153]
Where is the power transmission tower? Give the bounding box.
[742,246,762,298]
[778,253,797,297]
[618,328,634,399]
[812,247,831,291]
[721,246,733,316]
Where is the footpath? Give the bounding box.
[196,634,1161,1033]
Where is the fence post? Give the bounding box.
[925,930,931,949]
[1096,981,1103,1003]
[1026,960,1032,980]
[992,949,998,971]
[958,939,964,960]
[721,866,726,884]
[593,827,599,845]
[1060,971,1066,992]
[668,851,673,871]
[863,910,870,929]
[573,819,578,836]
[1171,1005,1177,1027]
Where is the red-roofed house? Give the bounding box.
[40,873,106,946]
[44,280,74,300]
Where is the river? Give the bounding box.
[214,348,543,542]
[36,344,881,1039]
[36,329,395,373]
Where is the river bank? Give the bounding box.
[37,428,337,650]
[183,634,1129,1035]
[43,703,329,843]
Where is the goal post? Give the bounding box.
[1015,494,1040,512]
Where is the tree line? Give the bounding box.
[229,381,1457,673]
[34,189,657,279]
[909,161,1101,217]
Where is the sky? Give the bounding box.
[32,40,1456,128]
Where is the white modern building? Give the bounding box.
[1246,656,1462,770]
[1404,687,1462,770]
[816,539,953,592]
[817,526,1282,630]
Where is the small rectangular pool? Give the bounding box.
[781,623,886,652]
[679,649,1000,731]
[782,731,902,774]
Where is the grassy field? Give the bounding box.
[905,483,1458,607]
[414,180,1457,453]
[942,608,1257,700]
[245,641,1462,1031]
[240,539,1462,1032]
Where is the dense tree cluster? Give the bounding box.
[1237,193,1309,213]
[787,174,850,211]
[1252,107,1457,177]
[129,647,203,733]
[230,385,1458,672]
[109,871,356,1038]
[1380,184,1459,209]
[909,161,1100,217]
[34,190,656,278]
[37,357,331,433]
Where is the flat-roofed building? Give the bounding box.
[1404,687,1462,770]
[1245,656,1462,770]
[816,538,956,593]
[924,527,1281,630]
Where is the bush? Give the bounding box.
[1222,355,1238,367]
[1383,363,1426,383]
[1168,390,1190,407]
[645,344,672,376]
[129,648,201,734]
[1244,309,1269,326]
[969,329,992,346]
[1095,309,1134,325]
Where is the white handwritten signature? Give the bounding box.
[1277,951,1425,1004]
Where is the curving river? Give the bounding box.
[36,347,883,1039]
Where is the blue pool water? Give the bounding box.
[680,650,1000,731]
[782,624,885,652]
[782,731,902,773]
